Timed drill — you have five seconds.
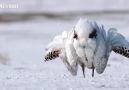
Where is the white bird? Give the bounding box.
[45,18,129,77]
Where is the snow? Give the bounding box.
[0,0,129,90]
[0,16,129,90]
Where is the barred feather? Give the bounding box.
[113,46,129,58]
[45,50,60,61]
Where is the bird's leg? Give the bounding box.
[92,63,95,77]
[85,56,88,63]
[81,63,85,78]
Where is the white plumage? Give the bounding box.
[45,18,129,77]
[74,19,97,77]
[45,30,79,76]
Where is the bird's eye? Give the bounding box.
[89,29,97,38]
[73,30,78,40]
[74,34,77,39]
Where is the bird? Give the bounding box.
[45,18,129,77]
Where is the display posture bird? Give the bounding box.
[45,18,129,78]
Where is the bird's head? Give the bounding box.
[74,18,97,47]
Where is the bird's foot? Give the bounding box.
[92,63,95,77]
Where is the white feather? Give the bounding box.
[45,30,79,76]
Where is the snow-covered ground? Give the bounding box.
[0,16,129,90]
[0,0,129,90]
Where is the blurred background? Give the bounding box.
[0,0,129,90]
[0,0,129,66]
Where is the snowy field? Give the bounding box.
[0,0,129,90]
[0,15,129,90]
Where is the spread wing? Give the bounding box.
[93,22,129,74]
[45,30,79,76]
[45,35,64,61]
[107,28,129,59]
[65,30,79,76]
[45,31,68,61]
[93,22,108,74]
